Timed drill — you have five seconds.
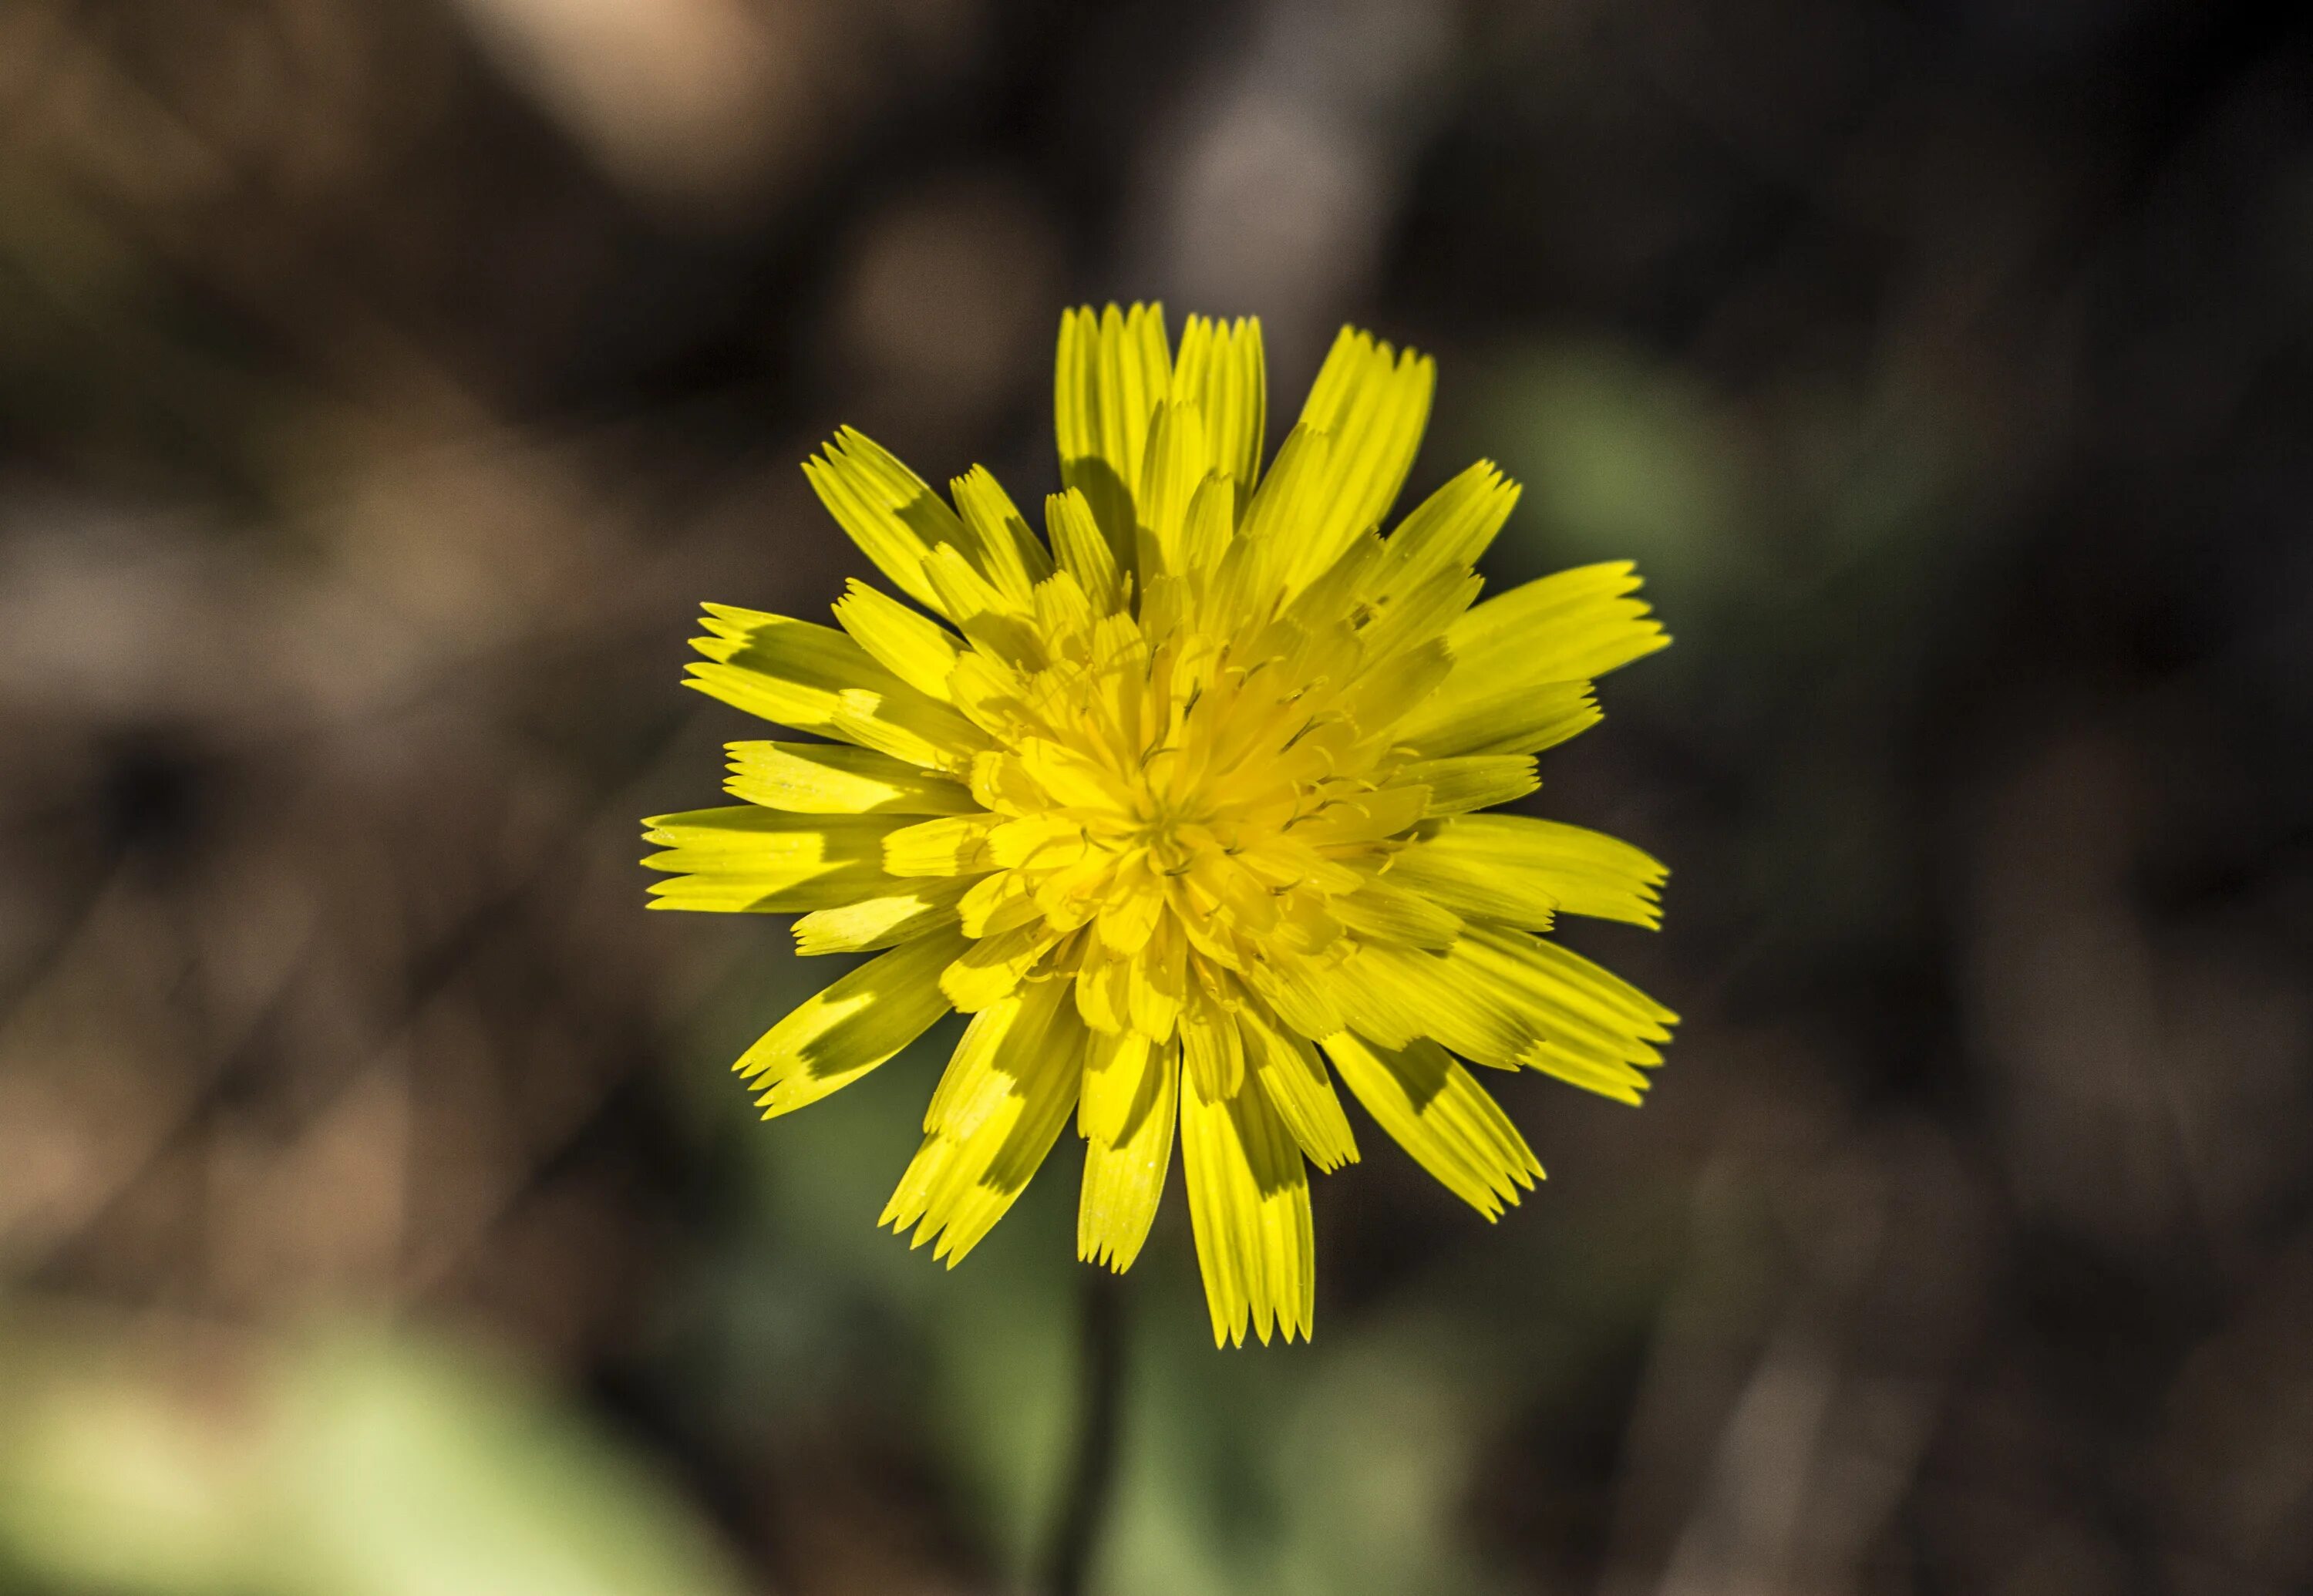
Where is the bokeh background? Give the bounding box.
[3,1,2311,1592]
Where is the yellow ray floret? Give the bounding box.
[644,303,1678,1345]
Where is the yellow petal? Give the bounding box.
[1404,561,1667,753]
[1032,568,1098,657]
[1179,991,1246,1101]
[922,975,1074,1140]
[1379,460,1520,587]
[724,741,979,815]
[1170,315,1266,507]
[958,868,1039,938]
[1328,877,1463,949]
[641,807,902,912]
[1180,1066,1315,1347]
[1381,847,1557,929]
[830,580,964,702]
[1317,941,1534,1067]
[1339,637,1453,737]
[922,543,1045,663]
[1321,1031,1540,1219]
[1134,402,1212,578]
[1079,1028,1154,1144]
[1079,1037,1180,1271]
[882,814,1002,877]
[740,926,968,1116]
[803,428,977,614]
[1072,951,1133,1035]
[950,465,1054,607]
[1276,327,1435,591]
[1174,472,1235,581]
[1405,814,1665,928]
[793,878,971,955]
[1239,955,1348,1043]
[940,921,1063,1011]
[1056,302,1171,572]
[1392,678,1600,760]
[1229,423,1333,604]
[1521,1045,1653,1105]
[1352,565,1484,668]
[1450,560,1668,685]
[685,605,988,769]
[1396,756,1540,817]
[884,981,1080,1263]
[1123,916,1187,1039]
[1328,925,1675,1093]
[1045,488,1124,615]
[1241,1004,1357,1173]
[1453,926,1676,1103]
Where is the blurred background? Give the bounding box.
[2,0,2310,1591]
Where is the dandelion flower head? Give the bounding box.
[645,305,1676,1345]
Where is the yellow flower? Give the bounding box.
[645,305,1676,1345]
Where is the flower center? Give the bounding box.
[940,600,1436,1045]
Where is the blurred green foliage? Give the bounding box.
[0,1320,749,1596]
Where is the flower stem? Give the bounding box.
[1044,1264,1128,1596]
